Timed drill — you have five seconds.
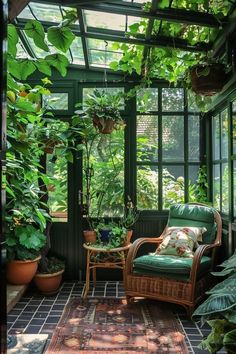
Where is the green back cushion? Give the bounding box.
[133,254,211,281]
[167,204,216,244]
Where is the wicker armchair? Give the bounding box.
[124,203,222,317]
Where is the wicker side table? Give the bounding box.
[82,243,132,298]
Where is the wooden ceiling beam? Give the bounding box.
[8,0,30,22]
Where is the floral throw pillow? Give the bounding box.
[156,226,207,258]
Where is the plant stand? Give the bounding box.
[82,243,132,298]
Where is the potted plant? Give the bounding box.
[35,118,66,154]
[192,250,236,353]
[6,213,48,285]
[71,112,101,243]
[34,255,65,295]
[83,89,124,134]
[188,58,229,97]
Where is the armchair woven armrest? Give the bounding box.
[189,242,221,282]
[126,237,163,274]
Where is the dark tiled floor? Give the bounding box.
[7,281,227,354]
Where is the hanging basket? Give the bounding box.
[93,117,115,134]
[190,63,228,96]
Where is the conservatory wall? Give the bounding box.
[25,66,236,281]
[209,85,236,260]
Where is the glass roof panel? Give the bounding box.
[17,5,35,20]
[155,20,216,44]
[128,16,143,27]
[27,3,63,22]
[84,10,127,31]
[88,39,123,67]
[90,49,123,68]
[70,37,85,65]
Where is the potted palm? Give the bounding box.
[83,89,124,134]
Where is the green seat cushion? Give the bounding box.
[168,204,216,244]
[133,254,211,281]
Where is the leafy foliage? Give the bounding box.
[193,251,236,353]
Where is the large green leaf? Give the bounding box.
[24,20,49,52]
[220,250,236,269]
[8,58,36,80]
[35,59,52,76]
[206,275,236,295]
[211,267,235,277]
[223,329,236,353]
[193,293,236,318]
[16,225,46,251]
[47,26,75,53]
[199,319,227,353]
[45,54,69,77]
[224,308,236,324]
[8,24,18,57]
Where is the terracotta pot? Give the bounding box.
[122,230,133,246]
[93,117,115,134]
[190,63,228,96]
[7,256,41,285]
[83,230,97,244]
[34,269,64,296]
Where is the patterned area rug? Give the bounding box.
[45,298,188,354]
[7,334,48,353]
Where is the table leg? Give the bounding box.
[92,267,96,287]
[121,251,126,283]
[83,249,91,298]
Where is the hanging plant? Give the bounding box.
[189,61,229,96]
[83,89,125,134]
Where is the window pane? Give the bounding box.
[212,115,220,160]
[222,163,229,214]
[137,115,158,162]
[213,164,220,210]
[85,10,126,31]
[162,88,184,112]
[162,165,185,209]
[137,88,159,112]
[162,116,184,161]
[221,109,228,159]
[232,100,236,155]
[70,37,85,65]
[188,115,200,161]
[84,130,124,217]
[88,39,123,68]
[137,166,158,210]
[43,93,69,111]
[187,91,199,112]
[47,121,69,217]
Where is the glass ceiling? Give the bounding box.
[15,0,235,71]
